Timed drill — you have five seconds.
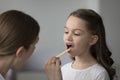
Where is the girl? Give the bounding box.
[0,10,40,80]
[44,9,116,80]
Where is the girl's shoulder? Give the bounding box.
[61,62,72,70]
[89,64,110,79]
[62,62,106,72]
[90,64,107,73]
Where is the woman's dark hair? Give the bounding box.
[0,10,40,55]
[68,9,115,80]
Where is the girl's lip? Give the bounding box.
[68,47,72,51]
[67,47,72,53]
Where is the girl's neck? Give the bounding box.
[72,52,97,69]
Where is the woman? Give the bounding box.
[44,9,116,80]
[0,10,40,80]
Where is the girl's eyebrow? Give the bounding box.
[64,26,84,32]
[64,26,67,28]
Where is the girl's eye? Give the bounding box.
[74,32,81,36]
[74,33,80,36]
[64,31,69,34]
[64,29,69,34]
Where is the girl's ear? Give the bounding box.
[16,46,25,57]
[89,35,98,45]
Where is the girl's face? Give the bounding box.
[64,16,94,57]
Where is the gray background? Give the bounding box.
[0,0,120,79]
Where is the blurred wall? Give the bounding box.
[99,0,120,79]
[0,0,119,79]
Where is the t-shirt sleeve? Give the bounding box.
[95,70,110,80]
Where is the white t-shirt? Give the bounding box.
[61,62,110,80]
[0,74,5,80]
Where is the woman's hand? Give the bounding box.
[44,57,62,80]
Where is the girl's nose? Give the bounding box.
[66,33,73,41]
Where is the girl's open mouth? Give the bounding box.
[67,45,72,49]
[66,44,73,50]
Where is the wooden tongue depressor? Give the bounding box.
[56,48,71,57]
